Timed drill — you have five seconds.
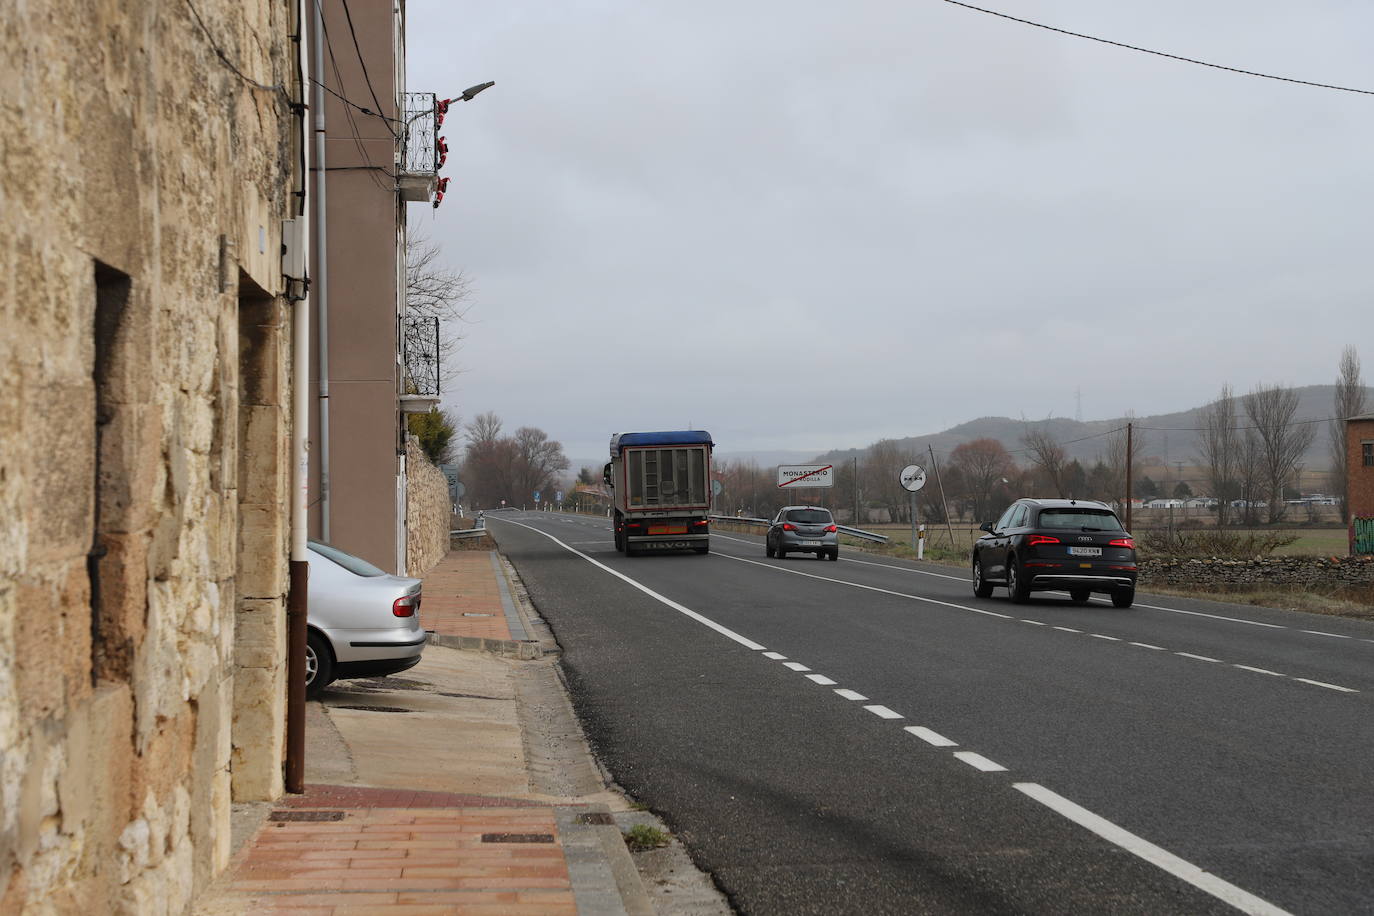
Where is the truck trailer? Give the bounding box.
[604,431,713,555]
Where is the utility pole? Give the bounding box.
[1125,422,1134,532]
[853,455,859,526]
[928,444,956,547]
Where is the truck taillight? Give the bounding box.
[693,519,709,527]
[393,595,418,618]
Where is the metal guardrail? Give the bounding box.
[708,515,890,544]
[449,528,490,540]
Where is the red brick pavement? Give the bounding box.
[216,786,577,914]
[420,552,513,642]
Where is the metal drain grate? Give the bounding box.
[332,705,411,713]
[576,812,615,826]
[481,833,555,844]
[269,810,345,822]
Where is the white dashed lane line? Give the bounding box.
[834,689,868,701]
[905,726,958,747]
[955,752,1008,773]
[783,661,811,672]
[864,705,903,719]
[806,674,838,685]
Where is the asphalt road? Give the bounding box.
[485,511,1374,915]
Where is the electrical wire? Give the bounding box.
[318,0,396,192]
[339,0,400,139]
[941,0,1374,97]
[183,0,288,98]
[310,77,403,126]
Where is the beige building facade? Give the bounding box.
[0,0,301,910]
[310,0,448,576]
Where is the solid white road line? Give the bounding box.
[1300,630,1350,639]
[834,689,868,701]
[904,726,958,747]
[954,752,1007,772]
[1013,783,1294,916]
[1176,652,1222,663]
[489,518,767,651]
[864,705,903,719]
[806,674,838,685]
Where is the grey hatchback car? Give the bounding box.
[766,506,839,560]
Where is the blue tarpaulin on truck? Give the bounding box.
[609,430,714,457]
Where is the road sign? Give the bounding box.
[555,491,564,502]
[533,490,541,502]
[899,465,927,492]
[777,464,834,488]
[711,479,723,496]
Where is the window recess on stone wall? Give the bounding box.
[91,261,132,684]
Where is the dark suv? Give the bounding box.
[972,498,1137,607]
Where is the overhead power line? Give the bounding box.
[338,0,400,139]
[183,0,287,97]
[941,0,1374,97]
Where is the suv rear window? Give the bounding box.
[785,509,834,524]
[1036,508,1123,531]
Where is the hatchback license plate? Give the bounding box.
[1068,546,1102,557]
[800,540,822,546]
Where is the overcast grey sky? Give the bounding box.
[405,0,1372,461]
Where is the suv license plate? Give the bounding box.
[1068,546,1102,557]
[800,540,822,546]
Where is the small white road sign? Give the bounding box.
[899,465,927,492]
[777,464,835,488]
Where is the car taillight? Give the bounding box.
[781,523,796,531]
[1109,537,1135,549]
[1028,535,1060,547]
[824,525,837,533]
[393,595,417,618]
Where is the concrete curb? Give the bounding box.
[426,631,543,658]
[556,804,654,916]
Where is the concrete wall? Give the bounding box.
[0,0,297,909]
[405,438,453,576]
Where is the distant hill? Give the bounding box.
[813,385,1367,470]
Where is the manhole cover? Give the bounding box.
[269,810,345,822]
[481,833,555,844]
[576,812,615,826]
[333,705,411,713]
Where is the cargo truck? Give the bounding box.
[603,431,713,555]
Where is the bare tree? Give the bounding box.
[511,427,570,504]
[948,438,1015,522]
[405,230,473,390]
[1020,425,1066,496]
[1197,385,1239,526]
[1243,383,1316,524]
[1329,346,1366,522]
[464,411,503,447]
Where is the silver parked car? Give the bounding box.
[306,540,426,698]
[766,506,840,560]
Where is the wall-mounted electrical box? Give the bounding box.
[281,218,306,279]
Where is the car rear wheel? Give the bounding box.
[1112,588,1135,609]
[777,545,787,559]
[766,538,775,558]
[827,549,839,561]
[1069,588,1091,604]
[972,557,993,598]
[306,630,334,699]
[1006,557,1030,604]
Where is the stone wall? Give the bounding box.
[0,0,297,911]
[1141,556,1374,588]
[406,437,452,576]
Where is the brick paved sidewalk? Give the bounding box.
[211,785,576,915]
[421,551,515,642]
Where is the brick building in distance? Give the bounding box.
[1348,414,1374,555]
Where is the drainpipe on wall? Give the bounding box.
[313,0,332,542]
[284,0,316,796]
